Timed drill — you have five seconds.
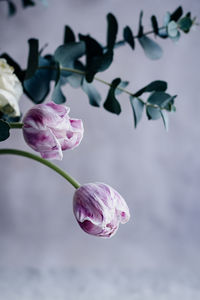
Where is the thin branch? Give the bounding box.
[38,65,170,111]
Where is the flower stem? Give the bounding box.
[9,122,23,129]
[0,148,80,189]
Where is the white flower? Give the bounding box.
[0,58,23,117]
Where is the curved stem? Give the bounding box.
[0,148,80,189]
[9,122,23,129]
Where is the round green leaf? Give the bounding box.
[138,36,163,60]
[0,120,10,142]
[167,21,178,37]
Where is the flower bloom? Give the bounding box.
[73,182,130,238]
[23,101,84,160]
[0,58,23,117]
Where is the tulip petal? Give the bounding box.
[23,101,84,160]
[23,126,63,160]
[73,182,130,238]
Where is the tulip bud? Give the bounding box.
[0,58,23,117]
[73,182,130,238]
[23,101,84,160]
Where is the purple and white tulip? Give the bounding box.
[73,182,130,238]
[23,101,84,160]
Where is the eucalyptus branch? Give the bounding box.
[39,65,169,111]
[0,148,80,189]
[0,6,194,133]
[113,26,167,49]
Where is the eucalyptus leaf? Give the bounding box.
[107,13,118,50]
[24,56,52,104]
[178,17,193,33]
[79,34,103,58]
[64,25,76,44]
[130,96,144,128]
[164,12,171,26]
[0,120,10,142]
[85,50,113,83]
[82,78,101,107]
[52,80,66,104]
[115,81,129,95]
[160,110,169,131]
[170,6,183,22]
[158,12,170,38]
[123,26,135,49]
[8,1,16,16]
[54,42,86,72]
[21,0,35,7]
[147,92,176,108]
[170,31,181,42]
[151,15,159,35]
[167,21,178,38]
[104,78,121,115]
[137,11,144,37]
[146,106,161,120]
[79,34,112,83]
[67,73,83,88]
[133,80,167,97]
[138,36,163,60]
[25,38,39,79]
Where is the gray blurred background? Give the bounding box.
[0,0,200,299]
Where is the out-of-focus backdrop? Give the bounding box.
[0,0,200,299]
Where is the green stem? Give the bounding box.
[9,122,23,129]
[39,65,149,106]
[113,26,167,49]
[52,67,164,109]
[0,148,80,189]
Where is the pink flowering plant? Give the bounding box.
[0,4,197,237]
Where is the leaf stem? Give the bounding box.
[39,66,167,110]
[0,148,81,189]
[9,122,23,129]
[112,26,167,48]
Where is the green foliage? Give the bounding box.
[170,6,183,22]
[151,16,159,35]
[147,92,176,108]
[25,39,39,80]
[24,57,52,103]
[4,0,47,16]
[133,81,167,97]
[79,34,113,83]
[82,79,102,107]
[178,15,193,33]
[64,26,76,44]
[138,11,163,60]
[123,26,135,49]
[130,97,144,128]
[21,0,35,8]
[52,80,66,104]
[0,120,10,142]
[1,6,196,134]
[54,42,86,70]
[107,13,118,50]
[104,78,121,115]
[167,21,179,38]
[138,36,163,60]
[7,1,16,16]
[115,81,129,95]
